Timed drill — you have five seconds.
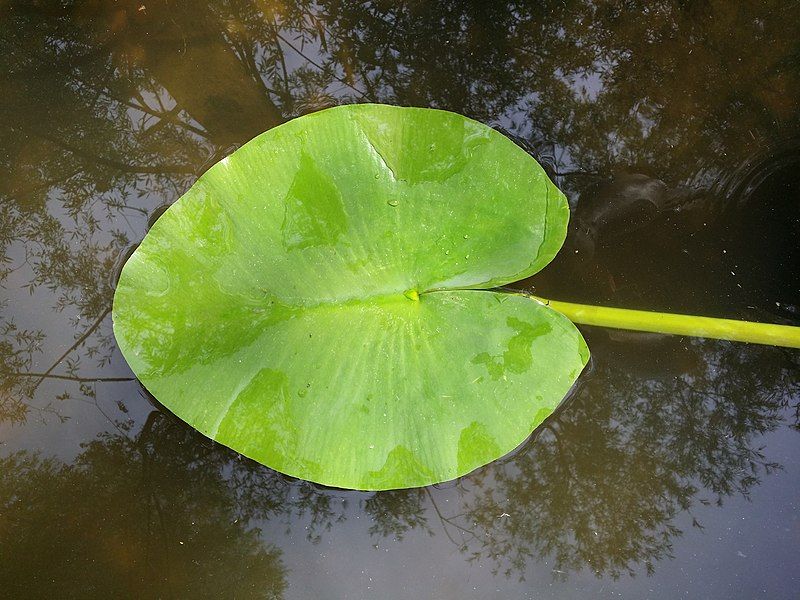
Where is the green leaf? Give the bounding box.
[113,104,588,490]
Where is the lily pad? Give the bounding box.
[113,104,588,490]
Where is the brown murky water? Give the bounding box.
[1,2,799,598]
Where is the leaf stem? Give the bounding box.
[531,296,800,349]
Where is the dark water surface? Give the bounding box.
[2,2,799,598]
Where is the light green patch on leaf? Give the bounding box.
[113,104,589,490]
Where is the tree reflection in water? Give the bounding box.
[2,336,797,588]
[1,0,799,592]
[443,335,799,579]
[0,410,288,598]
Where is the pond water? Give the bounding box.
[1,1,799,598]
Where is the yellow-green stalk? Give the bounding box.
[532,296,800,349]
